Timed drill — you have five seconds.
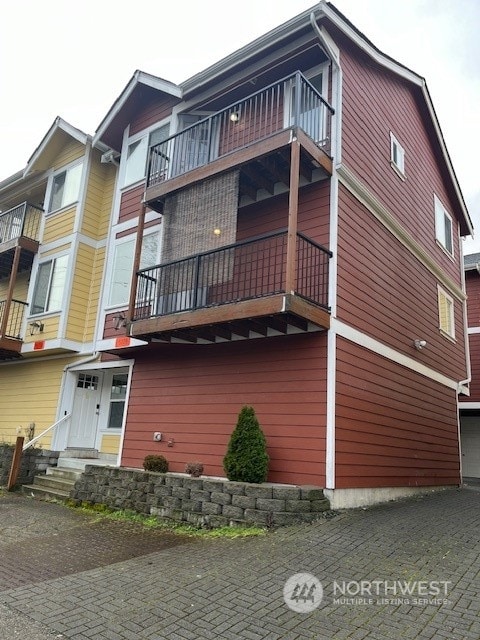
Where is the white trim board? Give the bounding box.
[333,319,460,391]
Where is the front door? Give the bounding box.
[68,372,103,449]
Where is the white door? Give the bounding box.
[68,372,103,449]
[461,416,480,478]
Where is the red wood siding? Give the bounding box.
[336,338,460,488]
[119,184,144,224]
[462,333,480,403]
[465,271,480,328]
[338,35,463,285]
[337,185,467,382]
[237,181,330,247]
[121,333,328,485]
[130,95,180,137]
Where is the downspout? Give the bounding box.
[310,10,342,492]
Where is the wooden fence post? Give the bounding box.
[7,436,24,491]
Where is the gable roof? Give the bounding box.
[24,117,89,176]
[93,71,182,152]
[178,1,472,237]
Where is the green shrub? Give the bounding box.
[223,406,269,483]
[143,454,168,473]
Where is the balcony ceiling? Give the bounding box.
[145,128,332,212]
[0,240,38,279]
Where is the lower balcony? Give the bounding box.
[0,299,27,359]
[130,230,331,344]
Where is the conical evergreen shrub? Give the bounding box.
[223,406,269,483]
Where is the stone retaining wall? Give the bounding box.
[0,444,59,487]
[71,466,330,527]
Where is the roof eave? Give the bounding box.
[93,70,182,149]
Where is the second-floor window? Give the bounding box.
[390,132,405,175]
[434,195,454,257]
[438,287,455,339]
[31,255,69,315]
[122,125,169,188]
[49,163,83,212]
[109,232,160,306]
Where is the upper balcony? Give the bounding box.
[144,72,334,209]
[130,230,332,344]
[0,202,43,278]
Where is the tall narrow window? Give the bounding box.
[50,163,83,212]
[438,287,455,339]
[434,195,454,256]
[109,232,160,306]
[31,255,69,314]
[122,124,170,187]
[390,132,405,175]
[107,373,128,429]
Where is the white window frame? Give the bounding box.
[434,194,454,258]
[285,63,330,144]
[108,230,161,308]
[30,254,69,316]
[438,286,455,340]
[48,162,84,213]
[390,132,405,176]
[121,122,170,188]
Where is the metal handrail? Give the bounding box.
[146,71,334,188]
[0,201,43,243]
[0,299,28,339]
[22,413,71,452]
[134,230,331,321]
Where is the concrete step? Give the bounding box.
[21,484,71,501]
[60,448,99,459]
[46,467,83,481]
[57,457,115,471]
[30,474,76,493]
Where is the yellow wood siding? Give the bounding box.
[0,356,74,447]
[23,314,60,344]
[40,244,71,258]
[0,272,29,301]
[82,157,115,240]
[65,243,99,341]
[100,434,121,455]
[42,208,75,244]
[53,140,85,171]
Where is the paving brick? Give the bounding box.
[0,486,479,640]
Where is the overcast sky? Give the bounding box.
[1,0,478,251]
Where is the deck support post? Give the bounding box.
[286,139,300,294]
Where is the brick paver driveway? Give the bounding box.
[0,487,479,639]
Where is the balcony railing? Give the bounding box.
[147,71,334,188]
[133,231,331,322]
[0,299,28,339]
[0,202,43,245]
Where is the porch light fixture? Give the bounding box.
[414,339,427,351]
[230,111,240,123]
[213,228,221,236]
[113,312,127,330]
[29,320,44,336]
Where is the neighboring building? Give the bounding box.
[0,2,473,507]
[0,118,122,460]
[459,253,480,478]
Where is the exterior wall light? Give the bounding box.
[29,321,44,336]
[213,228,221,236]
[414,339,427,350]
[113,313,127,330]
[230,112,240,122]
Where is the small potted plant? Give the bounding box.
[185,461,204,477]
[143,454,169,473]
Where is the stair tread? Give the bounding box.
[22,485,70,499]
